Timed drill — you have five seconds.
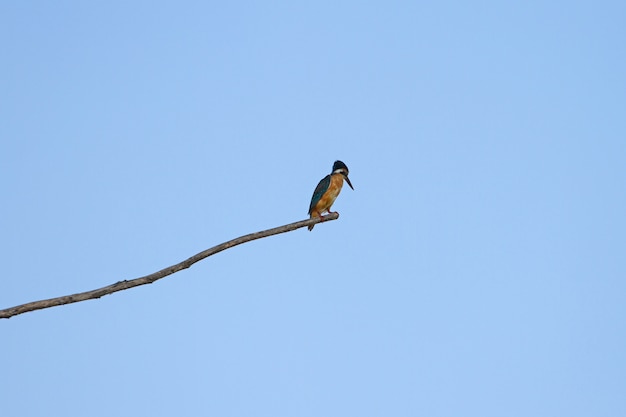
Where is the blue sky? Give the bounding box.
[2,1,625,416]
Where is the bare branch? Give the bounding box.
[0,213,339,319]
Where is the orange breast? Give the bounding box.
[313,174,344,214]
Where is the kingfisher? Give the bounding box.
[308,160,354,231]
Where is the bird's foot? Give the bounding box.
[321,211,339,221]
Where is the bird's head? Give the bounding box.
[332,160,354,190]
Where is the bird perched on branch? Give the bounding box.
[308,160,354,231]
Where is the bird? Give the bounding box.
[308,160,354,231]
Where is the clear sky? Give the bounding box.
[2,2,625,416]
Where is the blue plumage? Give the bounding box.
[308,174,331,215]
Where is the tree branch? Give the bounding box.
[0,213,339,319]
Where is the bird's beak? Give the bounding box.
[344,175,354,190]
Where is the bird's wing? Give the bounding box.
[308,174,331,214]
